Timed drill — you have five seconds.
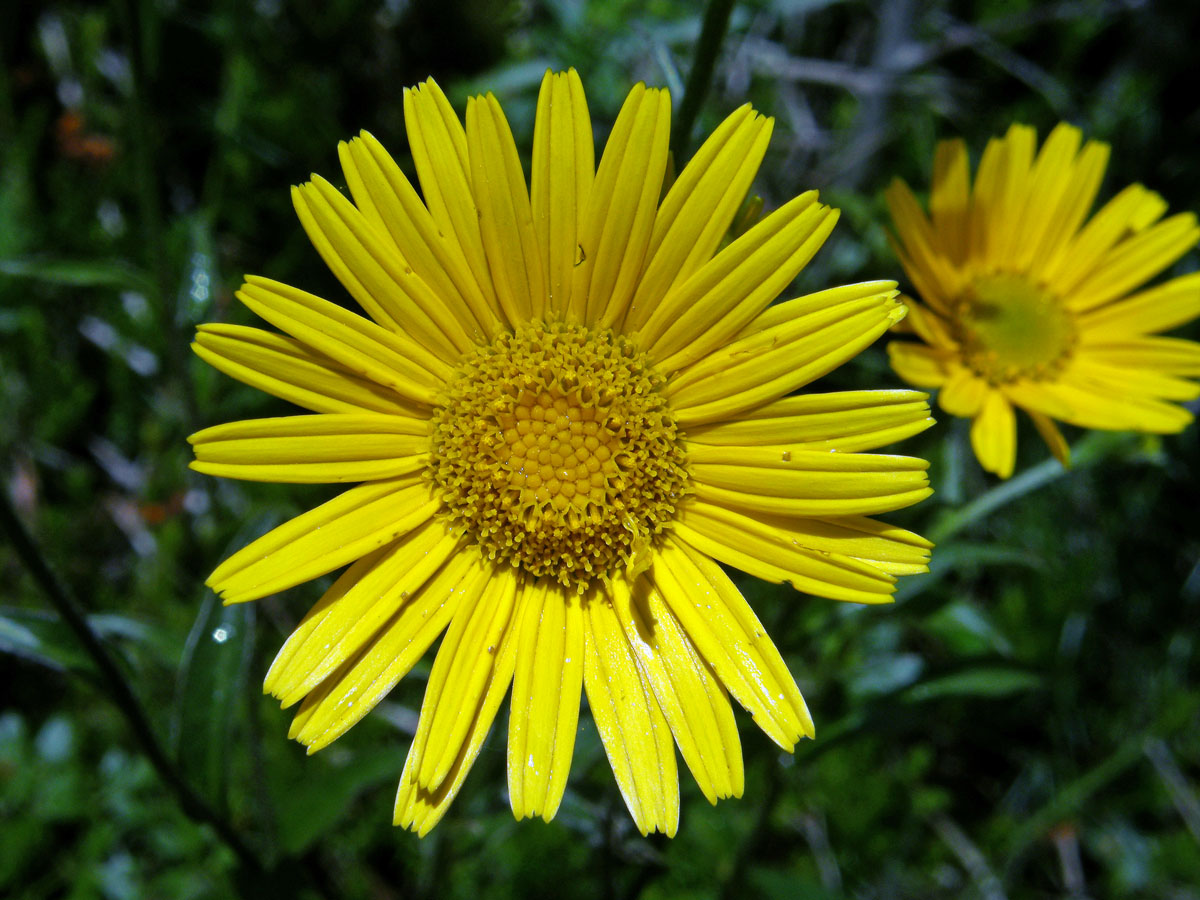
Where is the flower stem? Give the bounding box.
[928,430,1135,545]
[0,488,263,874]
[671,0,737,163]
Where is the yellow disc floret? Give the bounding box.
[952,273,1077,384]
[429,319,689,591]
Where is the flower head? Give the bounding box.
[190,69,933,836]
[886,122,1200,477]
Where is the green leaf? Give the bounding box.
[847,652,925,699]
[272,747,406,854]
[923,601,1014,656]
[0,609,94,674]
[0,608,153,677]
[903,667,1043,702]
[0,257,157,294]
[172,592,254,812]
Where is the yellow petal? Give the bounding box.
[623,105,772,332]
[683,389,934,452]
[964,131,1004,266]
[403,78,501,322]
[467,92,545,325]
[667,285,904,427]
[673,501,900,603]
[640,194,839,370]
[1031,138,1109,275]
[1043,184,1168,290]
[189,413,429,483]
[1065,213,1200,312]
[1067,358,1200,402]
[264,518,458,708]
[1008,123,1082,272]
[614,576,743,805]
[531,69,594,319]
[1001,380,1074,420]
[885,179,960,309]
[507,580,584,822]
[989,124,1038,264]
[888,341,953,389]
[1027,410,1070,469]
[1036,377,1194,433]
[930,138,970,267]
[938,367,989,417]
[969,390,1016,478]
[339,132,501,342]
[651,537,813,750]
[675,281,898,381]
[285,547,482,753]
[680,509,930,578]
[903,299,957,348]
[395,566,521,836]
[207,476,440,603]
[970,124,1035,269]
[688,444,932,517]
[752,514,932,576]
[1078,335,1200,375]
[582,591,679,837]
[293,178,472,358]
[415,567,522,793]
[192,324,423,416]
[1078,271,1200,337]
[236,276,449,406]
[575,84,672,328]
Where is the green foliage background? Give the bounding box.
[2,1,1198,898]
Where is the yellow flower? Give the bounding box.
[189,69,934,836]
[886,122,1200,478]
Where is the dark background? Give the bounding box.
[2,1,1198,897]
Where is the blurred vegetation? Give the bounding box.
[2,1,1199,898]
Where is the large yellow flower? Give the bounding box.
[886,122,1200,478]
[190,69,933,836]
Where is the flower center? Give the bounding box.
[429,319,689,591]
[952,273,1076,383]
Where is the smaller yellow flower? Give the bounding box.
[886,122,1200,477]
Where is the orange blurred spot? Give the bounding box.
[56,109,117,166]
[139,492,184,525]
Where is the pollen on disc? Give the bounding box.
[429,319,690,591]
[953,273,1078,384]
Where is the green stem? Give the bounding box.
[928,430,1134,545]
[114,0,192,412]
[671,0,737,163]
[0,489,263,874]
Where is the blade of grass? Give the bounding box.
[671,0,737,163]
